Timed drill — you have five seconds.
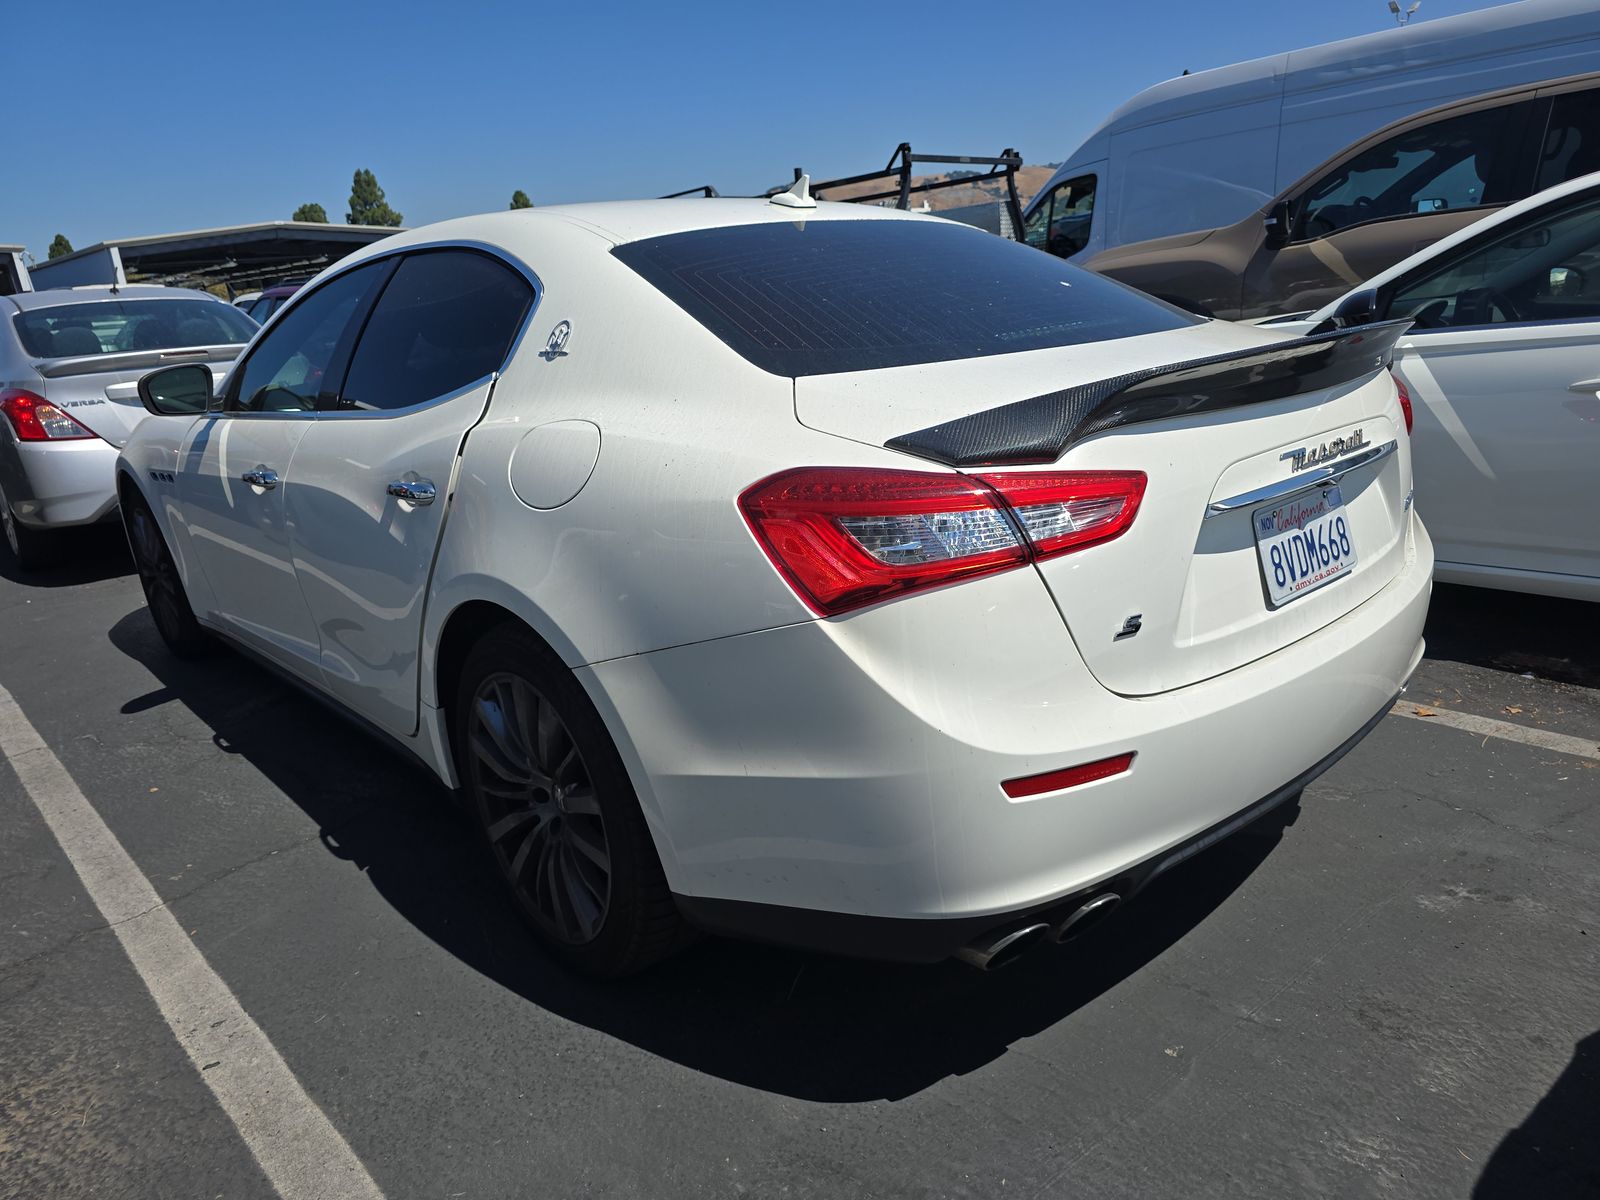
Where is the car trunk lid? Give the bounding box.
[797,321,1414,696]
[32,348,238,447]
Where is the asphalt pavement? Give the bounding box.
[1,524,1596,1200]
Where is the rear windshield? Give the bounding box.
[612,219,1199,376]
[13,299,257,359]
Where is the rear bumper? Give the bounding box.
[0,437,121,528]
[675,692,1400,962]
[580,516,1433,954]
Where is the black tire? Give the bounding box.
[455,624,686,978]
[123,490,209,659]
[0,481,55,571]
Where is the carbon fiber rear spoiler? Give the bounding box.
[885,319,1413,468]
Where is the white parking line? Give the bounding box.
[1390,702,1600,762]
[0,681,386,1200]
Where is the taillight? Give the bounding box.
[0,388,97,442]
[739,466,1147,615]
[1392,373,1414,435]
[976,471,1147,560]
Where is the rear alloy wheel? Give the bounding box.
[124,493,209,658]
[457,627,685,977]
[0,481,53,570]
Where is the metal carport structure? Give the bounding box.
[26,221,404,296]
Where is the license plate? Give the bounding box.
[1253,484,1357,607]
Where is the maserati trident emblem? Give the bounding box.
[1281,427,1369,473]
[539,320,572,361]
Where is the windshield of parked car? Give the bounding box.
[13,299,257,359]
[613,219,1200,376]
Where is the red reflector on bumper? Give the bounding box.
[1002,752,1135,799]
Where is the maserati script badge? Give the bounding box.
[1281,427,1368,473]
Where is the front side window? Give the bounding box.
[1535,89,1600,193]
[1388,193,1600,329]
[14,299,256,359]
[615,219,1197,377]
[335,251,533,412]
[229,263,385,413]
[1022,175,1097,258]
[1296,106,1515,240]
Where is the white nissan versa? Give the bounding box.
[118,188,1432,976]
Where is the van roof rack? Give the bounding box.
[764,143,1025,234]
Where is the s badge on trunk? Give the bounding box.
[1115,614,1142,641]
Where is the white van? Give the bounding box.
[1026,0,1600,267]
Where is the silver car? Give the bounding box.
[0,285,256,568]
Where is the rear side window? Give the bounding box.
[1536,89,1600,194]
[336,251,533,412]
[613,220,1197,377]
[13,299,256,358]
[1296,106,1516,240]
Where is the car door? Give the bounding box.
[1241,100,1534,319]
[1382,189,1600,583]
[285,248,536,738]
[176,261,390,678]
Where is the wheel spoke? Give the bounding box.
[552,744,581,786]
[487,807,539,846]
[509,816,547,880]
[535,700,564,774]
[471,695,533,784]
[560,845,603,937]
[566,819,609,871]
[561,785,600,817]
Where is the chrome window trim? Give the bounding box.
[223,239,543,418]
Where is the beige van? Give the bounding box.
[1038,73,1600,319]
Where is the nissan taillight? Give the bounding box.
[739,466,1147,616]
[0,388,98,442]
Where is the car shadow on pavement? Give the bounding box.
[1424,583,1600,689]
[0,523,134,588]
[1474,1029,1599,1198]
[109,608,1295,1104]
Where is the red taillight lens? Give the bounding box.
[0,388,97,442]
[739,466,1147,615]
[1002,752,1136,799]
[1392,374,1414,435]
[976,471,1147,560]
[739,468,1028,615]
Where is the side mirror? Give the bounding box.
[1308,288,1379,336]
[1548,265,1585,295]
[1263,199,1294,248]
[137,363,213,416]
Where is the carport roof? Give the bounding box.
[29,221,404,294]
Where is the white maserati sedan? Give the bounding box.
[1270,171,1600,603]
[119,190,1432,975]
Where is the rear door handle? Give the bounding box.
[387,478,436,506]
[1568,378,1600,393]
[241,467,279,489]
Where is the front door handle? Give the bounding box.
[1568,378,1600,393]
[241,467,279,489]
[387,478,436,506]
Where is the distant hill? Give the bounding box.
[817,164,1057,211]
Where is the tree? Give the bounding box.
[346,169,403,227]
[510,190,533,210]
[47,234,73,260]
[292,202,328,223]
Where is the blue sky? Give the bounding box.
[7,0,1510,258]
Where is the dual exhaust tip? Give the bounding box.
[955,892,1122,971]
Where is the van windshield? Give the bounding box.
[14,299,257,359]
[614,219,1199,377]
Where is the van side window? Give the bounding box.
[1022,175,1096,258]
[1536,90,1600,194]
[1294,107,1513,241]
[1388,194,1600,329]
